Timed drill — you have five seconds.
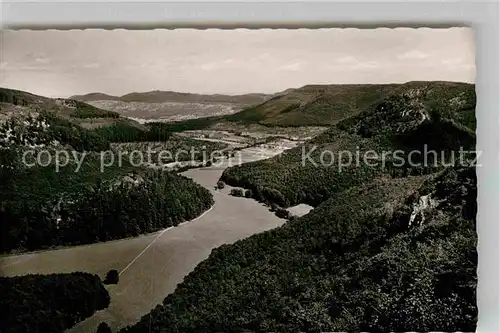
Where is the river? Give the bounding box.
[0,139,298,332]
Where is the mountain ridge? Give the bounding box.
[225,81,475,127]
[120,80,477,333]
[71,90,271,105]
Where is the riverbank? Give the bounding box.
[0,137,294,332]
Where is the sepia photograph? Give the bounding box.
[0,26,478,333]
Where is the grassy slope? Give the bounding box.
[0,140,215,252]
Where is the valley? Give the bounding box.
[0,137,297,332]
[72,90,272,123]
[0,80,478,333]
[87,100,239,123]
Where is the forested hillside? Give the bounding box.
[0,164,213,252]
[116,81,474,132]
[0,88,215,253]
[122,166,476,333]
[224,83,399,126]
[112,137,228,165]
[1,83,477,332]
[1,272,110,333]
[0,87,177,144]
[221,82,476,207]
[0,88,120,120]
[233,81,474,127]
[121,81,477,333]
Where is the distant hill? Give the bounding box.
[70,92,121,101]
[225,81,475,126]
[0,87,121,122]
[0,87,51,106]
[134,81,475,131]
[71,90,271,105]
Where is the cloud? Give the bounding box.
[397,50,430,60]
[0,28,475,97]
[335,56,356,64]
[79,63,100,69]
[199,59,235,71]
[328,59,380,70]
[441,58,464,66]
[278,62,302,71]
[256,53,270,60]
[83,63,101,69]
[35,57,51,64]
[352,61,380,69]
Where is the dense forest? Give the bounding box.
[125,81,475,130]
[0,160,213,252]
[0,90,216,253]
[92,121,175,143]
[122,165,476,333]
[121,82,477,333]
[221,83,476,207]
[111,137,228,165]
[0,88,220,333]
[0,112,111,152]
[0,87,49,106]
[1,83,477,332]
[0,272,110,333]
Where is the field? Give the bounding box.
[87,100,241,123]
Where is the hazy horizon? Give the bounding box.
[0,28,475,98]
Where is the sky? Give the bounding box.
[0,28,475,98]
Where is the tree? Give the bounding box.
[217,181,225,190]
[97,322,112,333]
[1,168,214,253]
[275,208,290,219]
[245,189,253,198]
[1,273,110,333]
[104,269,119,285]
[230,188,244,197]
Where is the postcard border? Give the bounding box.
[1,1,498,332]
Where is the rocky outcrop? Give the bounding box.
[408,193,439,227]
[0,114,52,148]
